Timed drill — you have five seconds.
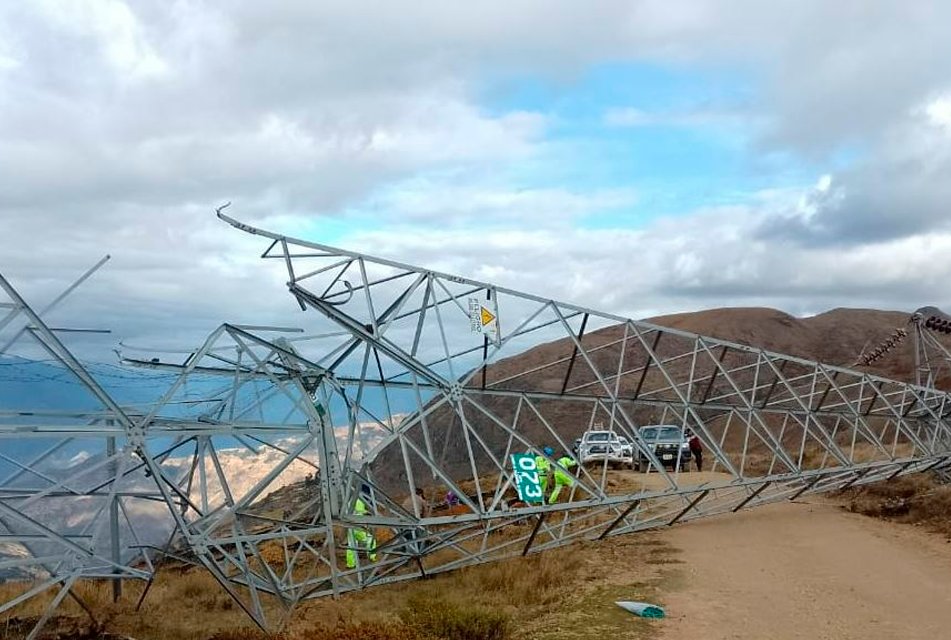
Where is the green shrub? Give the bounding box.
[398,594,509,640]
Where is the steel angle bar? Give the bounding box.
[5,213,938,630]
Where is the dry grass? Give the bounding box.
[457,550,583,607]
[724,441,918,477]
[204,602,493,640]
[0,569,254,640]
[840,472,951,537]
[1,532,673,640]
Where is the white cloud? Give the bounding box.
[0,52,19,71]
[759,91,951,246]
[361,181,636,225]
[68,451,92,466]
[34,0,168,80]
[603,106,748,129]
[924,94,951,131]
[331,193,951,321]
[604,108,654,127]
[3,0,951,360]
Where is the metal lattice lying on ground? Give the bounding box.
[3,212,951,635]
[195,211,951,622]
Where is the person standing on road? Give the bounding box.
[689,433,703,471]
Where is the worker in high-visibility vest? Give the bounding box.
[535,446,554,498]
[346,486,377,568]
[548,453,577,504]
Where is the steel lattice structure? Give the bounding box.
[0,265,167,637]
[2,212,951,636]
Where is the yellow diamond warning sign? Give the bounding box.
[469,297,501,346]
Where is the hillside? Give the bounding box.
[0,306,940,581]
[8,492,951,640]
[649,307,916,380]
[485,306,922,387]
[3,305,949,639]
[368,306,948,492]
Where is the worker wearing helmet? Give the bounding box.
[346,485,378,569]
[548,453,578,504]
[535,446,554,498]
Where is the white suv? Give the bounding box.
[578,430,633,469]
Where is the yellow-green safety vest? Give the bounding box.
[535,455,550,475]
[554,456,576,482]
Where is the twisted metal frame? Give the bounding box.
[3,213,951,635]
[0,266,166,637]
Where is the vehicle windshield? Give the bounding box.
[586,432,613,442]
[618,437,630,445]
[639,426,684,441]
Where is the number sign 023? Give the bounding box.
[511,454,544,503]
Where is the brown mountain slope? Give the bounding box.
[647,307,912,377]
[368,306,944,492]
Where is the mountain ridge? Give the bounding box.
[367,304,950,493]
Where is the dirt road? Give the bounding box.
[659,501,951,640]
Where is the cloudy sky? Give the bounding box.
[3,1,951,358]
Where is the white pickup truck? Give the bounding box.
[578,430,634,469]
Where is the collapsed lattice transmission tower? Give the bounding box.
[2,212,951,635]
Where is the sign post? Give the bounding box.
[469,297,501,346]
[511,453,544,503]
